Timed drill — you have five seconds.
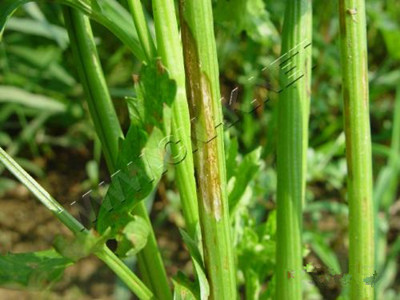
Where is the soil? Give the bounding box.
[0,147,399,299]
[0,147,190,300]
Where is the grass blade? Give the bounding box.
[0,86,67,113]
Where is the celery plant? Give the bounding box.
[151,0,199,238]
[275,0,312,299]
[179,0,237,298]
[339,0,374,298]
[62,8,171,299]
[126,0,156,62]
[0,147,153,300]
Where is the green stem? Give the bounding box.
[151,0,199,237]
[135,207,171,300]
[275,0,312,299]
[97,246,153,300]
[63,8,123,169]
[339,0,374,298]
[0,147,153,300]
[63,8,171,299]
[178,1,236,298]
[126,0,156,61]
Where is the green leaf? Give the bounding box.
[180,229,209,300]
[115,215,150,258]
[363,271,379,287]
[225,136,239,180]
[193,258,209,300]
[0,0,145,61]
[0,249,72,289]
[6,18,69,49]
[21,3,69,48]
[244,268,260,300]
[172,272,198,300]
[214,0,278,44]
[97,59,176,236]
[53,229,109,262]
[0,86,67,113]
[128,58,176,129]
[260,275,276,300]
[96,125,165,235]
[7,45,76,86]
[303,231,341,275]
[376,14,400,60]
[236,211,277,298]
[228,147,262,213]
[179,229,203,265]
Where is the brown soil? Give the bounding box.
[0,148,190,300]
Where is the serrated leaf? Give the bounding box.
[125,96,144,128]
[0,249,72,290]
[115,215,150,258]
[129,58,176,129]
[236,212,277,297]
[96,59,176,237]
[96,125,165,235]
[229,147,262,213]
[237,228,276,294]
[0,0,145,60]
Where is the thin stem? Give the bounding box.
[178,1,236,298]
[63,8,171,299]
[0,146,84,234]
[275,0,312,299]
[151,0,199,237]
[97,246,153,300]
[0,147,152,300]
[339,0,374,298]
[126,0,156,61]
[63,0,146,60]
[135,206,171,300]
[63,7,123,170]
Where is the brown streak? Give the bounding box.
[180,8,222,220]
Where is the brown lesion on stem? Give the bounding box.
[179,6,223,220]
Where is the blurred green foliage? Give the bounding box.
[0,0,399,298]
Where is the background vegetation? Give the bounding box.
[0,0,399,299]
